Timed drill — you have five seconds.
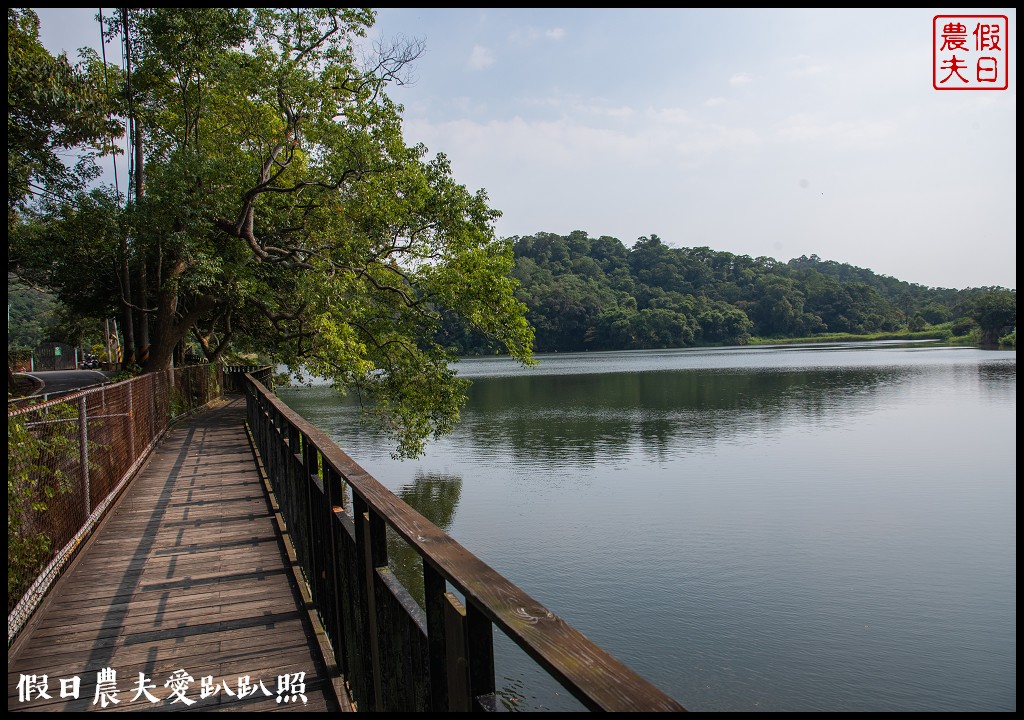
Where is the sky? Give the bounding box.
[34,8,1017,291]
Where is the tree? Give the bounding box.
[8,9,125,358]
[14,8,534,458]
[920,302,951,326]
[971,289,1016,344]
[697,304,752,344]
[7,276,57,350]
[7,9,120,232]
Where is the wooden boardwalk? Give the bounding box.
[8,398,345,712]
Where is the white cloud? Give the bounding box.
[729,72,753,86]
[647,107,691,124]
[601,105,635,119]
[406,109,761,185]
[515,92,636,120]
[509,26,567,43]
[786,54,831,77]
[704,97,727,107]
[468,45,495,70]
[662,124,760,160]
[776,113,895,150]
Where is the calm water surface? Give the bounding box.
[279,342,1016,712]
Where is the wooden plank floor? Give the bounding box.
[8,398,343,712]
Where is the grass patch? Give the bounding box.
[748,329,955,346]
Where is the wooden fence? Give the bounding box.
[243,371,686,712]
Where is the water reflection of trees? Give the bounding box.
[461,367,908,465]
[386,471,463,607]
[977,360,1016,383]
[381,471,577,711]
[976,360,1017,405]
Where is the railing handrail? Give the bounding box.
[8,377,125,416]
[243,372,686,711]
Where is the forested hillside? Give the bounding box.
[442,231,1014,354]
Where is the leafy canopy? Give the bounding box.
[7,8,121,227]
[14,8,535,457]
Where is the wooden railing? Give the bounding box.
[242,372,687,712]
[223,364,273,393]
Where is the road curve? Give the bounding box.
[21,369,113,398]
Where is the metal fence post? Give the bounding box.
[127,379,136,459]
[78,396,90,515]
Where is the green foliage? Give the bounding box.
[112,364,143,382]
[14,8,535,459]
[950,316,977,336]
[970,289,1016,344]
[7,8,121,225]
[748,328,953,345]
[920,303,951,325]
[498,232,1010,354]
[168,387,186,419]
[6,276,57,350]
[8,405,79,607]
[9,189,127,345]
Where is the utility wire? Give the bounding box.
[98,8,121,206]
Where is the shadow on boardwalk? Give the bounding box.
[8,398,342,711]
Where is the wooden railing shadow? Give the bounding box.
[242,372,686,712]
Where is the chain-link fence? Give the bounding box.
[7,364,224,644]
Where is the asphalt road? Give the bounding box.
[21,369,113,398]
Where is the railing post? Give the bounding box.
[78,396,90,515]
[126,379,135,459]
[442,591,471,711]
[286,422,302,563]
[149,375,156,440]
[466,601,496,709]
[354,494,386,711]
[259,391,270,472]
[324,464,349,679]
[425,563,450,711]
[301,431,320,604]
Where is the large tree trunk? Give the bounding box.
[143,254,184,371]
[135,256,150,365]
[143,261,221,372]
[145,332,176,371]
[173,339,186,367]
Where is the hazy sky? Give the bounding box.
[35,8,1017,290]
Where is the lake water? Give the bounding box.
[278,342,1016,712]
